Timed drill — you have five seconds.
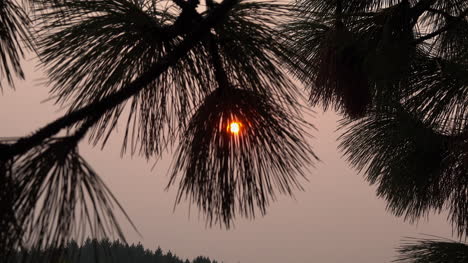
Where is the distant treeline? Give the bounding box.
[12,239,220,263]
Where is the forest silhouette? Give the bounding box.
[11,239,220,263]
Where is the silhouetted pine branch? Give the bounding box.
[395,236,468,263]
[284,0,421,118]
[14,139,128,249]
[1,117,137,261]
[339,105,468,237]
[283,17,372,118]
[2,0,241,161]
[402,55,468,135]
[212,1,303,108]
[34,0,301,158]
[0,0,34,89]
[169,87,316,227]
[287,0,468,238]
[2,0,310,231]
[0,157,20,259]
[36,0,212,158]
[2,0,306,257]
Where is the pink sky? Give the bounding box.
[0,55,455,263]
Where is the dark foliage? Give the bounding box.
[26,0,314,229]
[0,118,136,260]
[339,106,468,236]
[36,0,202,158]
[11,238,220,263]
[402,53,468,135]
[35,0,301,158]
[0,157,20,259]
[284,18,371,118]
[1,136,134,255]
[0,0,33,89]
[1,0,316,257]
[284,0,423,118]
[169,87,316,227]
[395,236,468,263]
[286,0,468,238]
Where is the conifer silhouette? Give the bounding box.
[0,0,467,261]
[285,0,467,260]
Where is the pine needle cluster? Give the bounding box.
[285,0,468,238]
[395,236,468,262]
[1,0,316,256]
[169,87,315,227]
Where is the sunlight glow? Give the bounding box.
[228,122,241,134]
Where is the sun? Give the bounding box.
[228,122,241,134]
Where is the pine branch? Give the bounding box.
[207,33,230,90]
[414,8,468,44]
[1,0,240,161]
[427,8,453,18]
[411,0,437,21]
[335,0,342,21]
[395,236,468,262]
[173,0,200,9]
[169,87,316,227]
[174,0,230,89]
[0,0,34,90]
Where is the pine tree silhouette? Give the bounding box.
[285,0,467,261]
[0,0,467,261]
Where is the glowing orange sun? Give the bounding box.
[228,122,241,134]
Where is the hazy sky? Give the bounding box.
[1,55,456,263]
